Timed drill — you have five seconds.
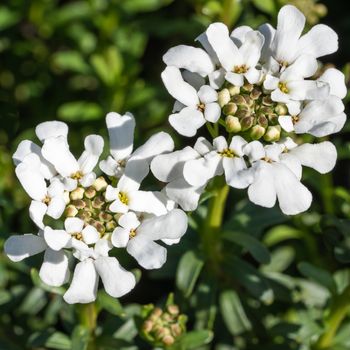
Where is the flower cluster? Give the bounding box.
[156,4,346,215]
[5,113,188,303]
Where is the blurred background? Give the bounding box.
[1,0,350,349]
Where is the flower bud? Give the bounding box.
[243,95,254,107]
[162,335,175,346]
[242,82,253,92]
[275,103,288,115]
[267,113,278,125]
[250,88,262,100]
[314,3,327,17]
[84,186,96,199]
[66,204,78,217]
[223,102,237,115]
[228,85,240,96]
[231,94,246,106]
[171,324,182,337]
[218,88,231,107]
[167,305,179,316]
[92,196,104,209]
[264,125,281,142]
[236,109,250,119]
[99,212,113,222]
[262,96,273,106]
[257,115,268,129]
[105,220,117,231]
[70,187,84,200]
[93,176,108,191]
[225,116,241,133]
[240,116,254,131]
[71,199,86,209]
[78,210,92,221]
[250,125,265,140]
[142,320,153,333]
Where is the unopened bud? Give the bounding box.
[167,305,179,316]
[66,204,78,217]
[259,106,273,115]
[262,96,273,106]
[162,335,175,346]
[264,126,281,142]
[314,3,327,17]
[257,115,268,128]
[242,82,253,92]
[240,116,254,131]
[78,210,92,221]
[236,109,250,119]
[218,88,231,107]
[228,85,240,96]
[143,320,154,333]
[71,199,86,209]
[85,186,96,199]
[243,95,254,107]
[250,125,265,140]
[225,116,241,133]
[170,324,182,337]
[105,220,117,231]
[93,176,108,191]
[92,196,104,209]
[231,94,246,106]
[250,88,262,100]
[267,113,278,125]
[223,102,237,115]
[99,212,113,222]
[70,187,84,200]
[275,103,288,115]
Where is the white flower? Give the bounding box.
[63,238,136,304]
[151,145,206,211]
[105,172,167,216]
[4,233,70,287]
[183,136,252,189]
[205,23,265,86]
[111,209,188,269]
[263,55,329,104]
[161,66,221,137]
[42,134,104,190]
[15,153,66,229]
[259,5,338,67]
[244,141,312,215]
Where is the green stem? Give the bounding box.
[78,303,98,350]
[201,176,229,267]
[313,285,350,349]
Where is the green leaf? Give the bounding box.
[176,250,204,298]
[97,290,125,317]
[28,331,71,350]
[177,330,213,349]
[252,0,276,15]
[0,6,20,30]
[52,51,91,74]
[219,290,252,335]
[261,246,295,273]
[263,225,304,246]
[57,101,103,121]
[298,262,337,295]
[31,268,65,295]
[223,231,270,264]
[71,326,90,350]
[121,0,174,13]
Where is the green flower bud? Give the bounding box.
[240,116,254,131]
[250,88,262,100]
[92,196,104,209]
[84,186,96,199]
[243,94,254,107]
[170,323,182,337]
[99,212,113,222]
[223,102,237,115]
[228,85,240,96]
[70,187,84,200]
[262,96,273,106]
[218,88,231,107]
[264,125,281,142]
[167,305,179,316]
[250,125,265,140]
[142,320,154,333]
[225,116,241,133]
[257,115,268,128]
[275,103,288,115]
[314,3,327,16]
[71,199,86,209]
[93,176,108,191]
[162,335,175,346]
[267,113,278,125]
[242,82,253,92]
[236,109,250,119]
[231,94,246,106]
[66,204,78,217]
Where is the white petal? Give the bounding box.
[128,191,167,216]
[271,5,305,63]
[169,107,206,137]
[229,136,248,156]
[288,80,329,101]
[279,153,302,179]
[4,234,46,262]
[223,157,252,189]
[243,141,265,162]
[248,162,277,208]
[105,185,119,201]
[127,236,167,269]
[239,30,264,67]
[245,67,262,84]
[29,200,47,229]
[259,23,276,62]
[161,66,199,106]
[271,88,290,103]
[94,238,113,257]
[94,257,136,297]
[111,227,130,248]
[78,135,104,174]
[287,101,301,115]
[230,25,253,46]
[44,227,71,251]
[307,113,346,137]
[318,68,347,99]
[213,136,228,152]
[65,217,85,234]
[151,146,198,182]
[273,163,312,215]
[13,140,41,165]
[105,112,135,161]
[289,142,337,174]
[206,22,240,71]
[35,121,68,143]
[208,68,226,89]
[64,259,98,304]
[196,32,220,64]
[40,249,70,287]
[163,45,214,76]
[194,137,213,155]
[109,198,129,214]
[198,85,217,104]
[204,102,221,123]
[82,226,100,245]
[165,179,203,211]
[298,24,338,59]
[121,159,149,191]
[119,212,140,230]
[99,156,119,177]
[265,144,283,162]
[80,172,96,187]
[15,153,47,201]
[278,115,294,132]
[225,72,244,87]
[283,54,318,79]
[46,196,65,219]
[263,75,279,90]
[42,136,79,177]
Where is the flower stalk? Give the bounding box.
[77,302,98,350]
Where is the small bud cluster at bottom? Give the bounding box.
[140,303,187,347]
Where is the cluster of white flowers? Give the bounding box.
[155,4,346,215]
[5,113,188,303]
